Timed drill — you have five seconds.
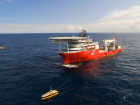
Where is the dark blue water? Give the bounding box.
[0,33,140,105]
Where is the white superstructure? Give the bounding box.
[48,36,99,53]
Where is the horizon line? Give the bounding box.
[0,32,140,34]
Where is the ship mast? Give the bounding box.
[79,29,87,37]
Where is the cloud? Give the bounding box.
[89,18,140,33]
[88,5,140,33]
[0,25,85,33]
[65,25,76,31]
[5,0,14,3]
[99,5,140,22]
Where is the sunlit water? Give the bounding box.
[0,33,140,105]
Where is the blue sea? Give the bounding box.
[0,33,140,105]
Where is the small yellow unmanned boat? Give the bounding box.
[0,46,6,49]
[41,88,58,100]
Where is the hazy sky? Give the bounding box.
[0,0,140,33]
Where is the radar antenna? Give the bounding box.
[79,29,86,37]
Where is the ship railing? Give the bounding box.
[58,50,81,53]
[58,48,85,53]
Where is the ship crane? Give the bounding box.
[102,38,116,51]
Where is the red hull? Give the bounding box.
[59,48,123,64]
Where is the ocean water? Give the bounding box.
[0,33,140,105]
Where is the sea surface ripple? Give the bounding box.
[0,33,140,105]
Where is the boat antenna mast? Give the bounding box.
[50,86,52,90]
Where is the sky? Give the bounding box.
[0,0,140,33]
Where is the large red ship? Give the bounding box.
[48,30,123,65]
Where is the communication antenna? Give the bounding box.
[50,86,52,90]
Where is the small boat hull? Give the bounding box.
[41,90,58,100]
